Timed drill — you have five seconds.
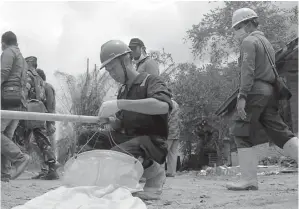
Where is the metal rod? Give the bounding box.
[0,110,99,123]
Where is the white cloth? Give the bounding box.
[12,185,147,209]
[98,100,120,119]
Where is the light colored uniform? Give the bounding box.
[166,99,181,175]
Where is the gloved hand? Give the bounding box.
[98,100,120,119]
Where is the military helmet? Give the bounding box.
[232,8,258,28]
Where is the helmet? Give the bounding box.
[232,8,258,28]
[100,40,132,69]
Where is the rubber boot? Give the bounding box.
[226,147,258,191]
[283,137,298,162]
[134,161,166,200]
[10,154,31,180]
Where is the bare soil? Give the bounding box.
[1,171,298,209]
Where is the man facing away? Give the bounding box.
[96,40,173,200]
[227,8,298,191]
[1,31,30,182]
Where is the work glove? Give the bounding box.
[98,100,120,120]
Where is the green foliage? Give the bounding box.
[54,67,113,163]
[185,1,298,64]
[158,57,240,163]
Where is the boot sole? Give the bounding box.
[133,192,161,200]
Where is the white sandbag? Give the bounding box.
[62,150,144,190]
[12,185,147,209]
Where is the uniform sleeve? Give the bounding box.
[168,101,181,139]
[146,75,173,112]
[239,38,256,99]
[1,48,14,84]
[145,59,160,76]
[45,85,56,113]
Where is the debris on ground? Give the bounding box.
[195,164,297,176]
[2,172,298,209]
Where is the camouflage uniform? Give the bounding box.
[166,99,181,176]
[24,56,58,180]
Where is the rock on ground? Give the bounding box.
[1,171,298,209]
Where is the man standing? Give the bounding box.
[166,99,181,177]
[227,8,298,191]
[24,57,59,180]
[129,38,159,76]
[1,31,30,182]
[29,68,58,179]
[98,40,172,200]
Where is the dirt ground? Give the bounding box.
[1,171,298,209]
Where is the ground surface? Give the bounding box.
[1,171,298,209]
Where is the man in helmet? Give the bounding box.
[129,38,160,76]
[97,40,173,200]
[24,57,59,180]
[228,8,298,191]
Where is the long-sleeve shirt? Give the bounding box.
[1,45,25,85]
[239,31,276,99]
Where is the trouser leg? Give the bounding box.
[166,139,179,176]
[33,128,59,180]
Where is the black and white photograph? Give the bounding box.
[0,0,298,209]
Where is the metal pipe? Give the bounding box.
[0,110,99,124]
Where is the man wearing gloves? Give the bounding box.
[98,40,172,200]
[228,8,298,191]
[129,38,159,76]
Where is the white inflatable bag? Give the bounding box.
[62,150,144,190]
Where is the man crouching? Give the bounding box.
[95,40,172,200]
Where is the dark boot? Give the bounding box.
[31,169,48,179]
[40,162,59,180]
[1,173,11,182]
